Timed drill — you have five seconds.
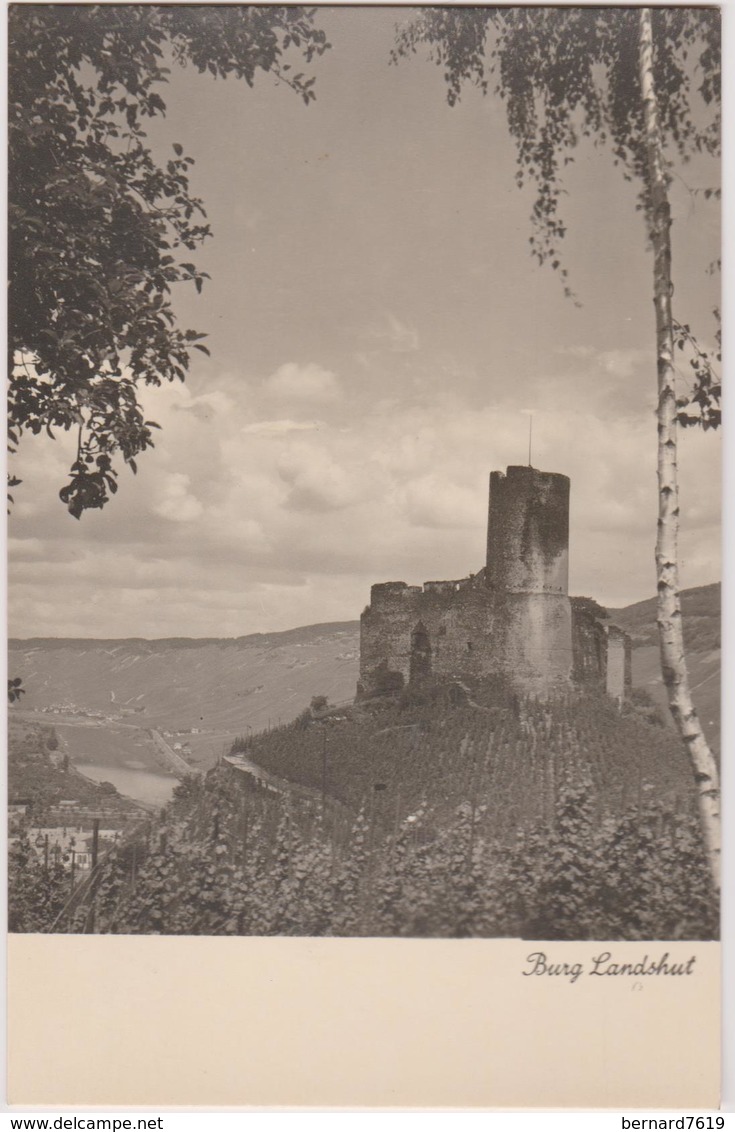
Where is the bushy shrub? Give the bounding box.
[50,769,717,940]
[625,687,666,728]
[8,831,71,932]
[17,681,716,941]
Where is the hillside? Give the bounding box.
[8,718,141,822]
[9,582,720,761]
[10,589,720,940]
[38,678,717,940]
[608,582,720,649]
[9,621,360,767]
[238,678,696,839]
[609,582,720,751]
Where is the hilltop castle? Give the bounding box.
[358,465,631,699]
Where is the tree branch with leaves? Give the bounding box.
[8,4,330,517]
[392,5,721,889]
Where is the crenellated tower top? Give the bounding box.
[485,466,570,597]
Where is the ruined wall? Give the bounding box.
[358,466,627,701]
[359,582,420,695]
[606,625,633,702]
[358,577,499,698]
[571,597,608,686]
[358,583,577,697]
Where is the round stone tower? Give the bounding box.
[486,466,573,689]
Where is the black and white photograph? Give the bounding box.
[7,3,721,952]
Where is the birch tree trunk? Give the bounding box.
[638,7,721,891]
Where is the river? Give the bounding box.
[75,762,178,807]
[53,719,181,808]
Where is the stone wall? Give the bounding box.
[495,591,573,691]
[359,581,631,700]
[486,466,570,595]
[358,578,499,697]
[571,597,608,686]
[606,625,633,702]
[358,465,631,701]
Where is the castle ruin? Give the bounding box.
[358,465,631,699]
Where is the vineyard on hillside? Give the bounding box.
[233,679,696,840]
[11,678,717,940]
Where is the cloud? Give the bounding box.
[597,348,650,379]
[560,345,596,360]
[364,312,420,354]
[242,419,322,436]
[555,344,652,382]
[399,475,480,529]
[7,367,720,638]
[276,444,360,512]
[383,313,419,353]
[151,473,204,523]
[264,362,341,404]
[6,537,51,562]
[233,202,261,232]
[171,389,236,424]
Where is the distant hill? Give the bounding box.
[9,582,720,761]
[608,582,720,651]
[608,582,720,752]
[10,620,359,654]
[8,622,361,767]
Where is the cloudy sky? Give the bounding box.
[8,6,721,639]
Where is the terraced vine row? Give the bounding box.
[11,681,714,940]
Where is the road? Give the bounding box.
[148,729,198,776]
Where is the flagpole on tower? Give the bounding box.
[520,408,534,468]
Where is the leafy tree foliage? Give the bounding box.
[8,829,72,932]
[392,6,722,888]
[32,770,716,940]
[7,677,25,704]
[673,318,721,430]
[17,683,715,939]
[8,5,329,516]
[392,6,720,415]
